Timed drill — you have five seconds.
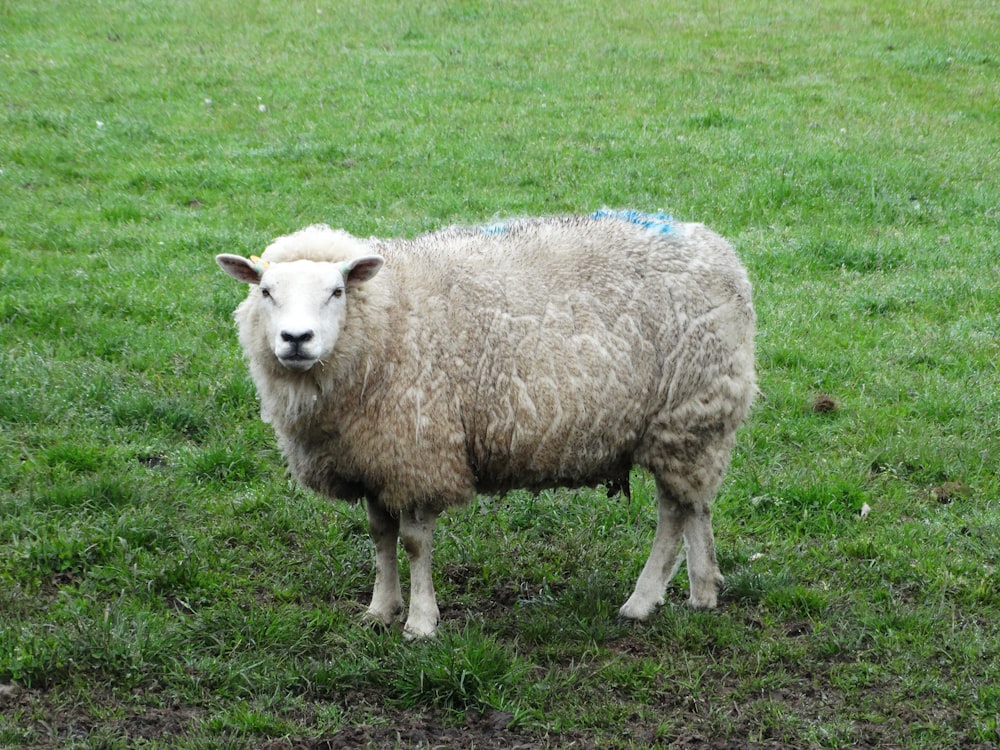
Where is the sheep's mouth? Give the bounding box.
[277,353,318,372]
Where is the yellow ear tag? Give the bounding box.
[250,255,270,273]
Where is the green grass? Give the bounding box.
[1,0,998,747]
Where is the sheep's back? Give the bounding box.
[377,215,754,494]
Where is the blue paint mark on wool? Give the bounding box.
[479,222,510,236]
[592,209,674,235]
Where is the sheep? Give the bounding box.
[216,210,756,639]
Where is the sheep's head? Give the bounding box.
[216,253,384,372]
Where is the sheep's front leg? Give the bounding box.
[365,499,404,626]
[399,507,440,639]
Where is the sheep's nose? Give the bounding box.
[281,330,314,345]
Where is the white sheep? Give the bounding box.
[216,211,756,639]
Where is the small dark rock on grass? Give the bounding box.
[0,684,19,707]
[931,481,970,504]
[811,393,837,413]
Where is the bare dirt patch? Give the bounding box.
[262,708,595,750]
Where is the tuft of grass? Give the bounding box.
[391,627,531,713]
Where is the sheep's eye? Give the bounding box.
[331,287,344,299]
[260,287,272,299]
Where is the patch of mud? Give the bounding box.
[2,685,202,746]
[6,676,994,750]
[262,708,594,750]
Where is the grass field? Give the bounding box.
[1,0,998,747]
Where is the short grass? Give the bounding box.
[1,0,998,748]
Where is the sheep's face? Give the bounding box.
[217,254,384,373]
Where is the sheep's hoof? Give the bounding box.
[404,625,438,640]
[402,615,439,640]
[688,594,720,610]
[363,605,403,630]
[688,573,724,609]
[618,595,663,622]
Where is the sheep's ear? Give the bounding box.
[216,254,262,285]
[342,255,384,288]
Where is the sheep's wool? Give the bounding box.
[221,211,756,637]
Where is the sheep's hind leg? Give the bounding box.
[681,496,725,610]
[364,499,404,626]
[619,478,687,621]
[399,507,440,639]
[623,422,733,618]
